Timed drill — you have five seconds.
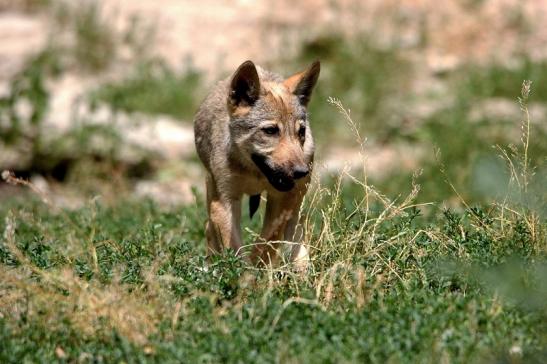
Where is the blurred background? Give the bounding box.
[0,0,545,210]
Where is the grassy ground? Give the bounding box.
[0,166,545,363]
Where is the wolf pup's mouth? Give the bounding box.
[251,154,294,192]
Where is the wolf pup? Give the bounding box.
[194,60,320,268]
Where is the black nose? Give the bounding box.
[293,165,310,180]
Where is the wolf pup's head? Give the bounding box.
[227,60,320,192]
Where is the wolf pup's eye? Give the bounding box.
[298,126,306,138]
[262,126,280,135]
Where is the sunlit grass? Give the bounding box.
[90,60,202,121]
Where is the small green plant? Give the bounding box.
[0,47,61,147]
[90,60,202,120]
[459,58,547,101]
[376,79,547,205]
[68,2,117,72]
[0,47,154,183]
[295,34,413,142]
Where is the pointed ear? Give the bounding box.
[228,60,260,112]
[284,61,320,106]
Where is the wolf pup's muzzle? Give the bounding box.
[251,154,309,192]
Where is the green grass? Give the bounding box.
[459,59,547,101]
[0,45,157,184]
[377,104,547,207]
[0,169,545,363]
[90,61,202,120]
[295,34,413,142]
[0,47,61,147]
[69,2,116,72]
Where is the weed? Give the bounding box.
[377,85,547,205]
[0,47,61,147]
[66,2,117,72]
[460,59,547,101]
[0,48,156,184]
[90,60,202,120]
[296,34,413,142]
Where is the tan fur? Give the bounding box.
[194,60,320,269]
[284,70,306,92]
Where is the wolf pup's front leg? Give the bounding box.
[204,173,243,255]
[250,184,309,268]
